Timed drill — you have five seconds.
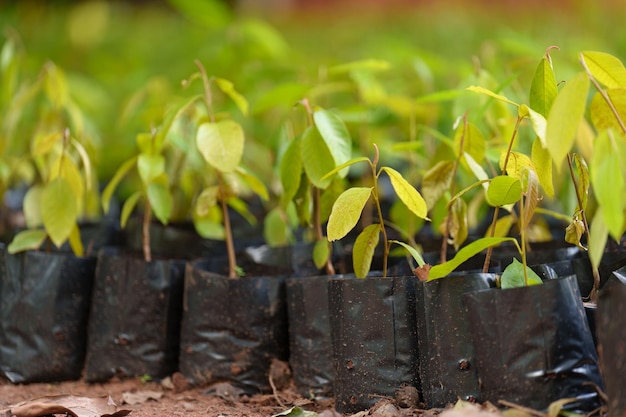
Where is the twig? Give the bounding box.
[268,374,287,408]
[498,400,545,417]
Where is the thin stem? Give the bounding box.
[519,188,529,286]
[567,153,599,301]
[483,115,523,273]
[371,145,389,277]
[218,172,238,279]
[195,60,215,123]
[142,198,152,262]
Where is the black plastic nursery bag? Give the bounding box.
[0,244,95,383]
[286,275,334,399]
[178,261,289,395]
[415,273,496,407]
[328,275,419,414]
[596,266,626,417]
[84,248,185,382]
[464,275,603,411]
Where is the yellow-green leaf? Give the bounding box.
[581,51,626,89]
[50,156,84,203]
[23,184,43,228]
[428,237,517,280]
[589,89,626,132]
[382,167,428,219]
[454,122,485,163]
[301,125,335,189]
[214,77,249,116]
[448,197,468,251]
[421,160,455,209]
[70,138,93,191]
[68,223,84,257]
[7,229,47,254]
[102,156,138,214]
[263,207,293,247]
[546,71,590,171]
[389,240,426,267]
[529,56,558,117]
[313,109,352,178]
[466,85,519,107]
[120,191,142,228]
[31,131,63,157]
[500,151,534,180]
[572,153,589,212]
[138,153,165,185]
[236,166,269,201]
[147,182,172,225]
[531,137,554,198]
[487,176,521,207]
[195,186,219,216]
[485,214,515,238]
[41,177,78,248]
[196,120,244,173]
[588,209,609,272]
[353,224,380,278]
[313,238,330,270]
[279,136,302,207]
[501,258,543,288]
[327,187,372,241]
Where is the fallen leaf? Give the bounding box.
[121,390,163,405]
[3,395,131,417]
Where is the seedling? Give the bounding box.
[324,144,429,278]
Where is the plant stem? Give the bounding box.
[218,172,238,279]
[142,198,152,262]
[519,187,529,286]
[483,115,523,273]
[195,59,215,123]
[567,153,599,301]
[313,186,335,275]
[371,145,390,277]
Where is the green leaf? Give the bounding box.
[546,72,590,171]
[421,160,455,209]
[485,214,515,238]
[526,106,547,147]
[214,77,249,116]
[147,182,173,225]
[591,131,626,240]
[529,56,558,117]
[486,176,521,206]
[154,94,203,149]
[390,240,425,267]
[50,156,85,203]
[313,109,352,177]
[271,405,318,417]
[320,156,370,182]
[196,120,244,173]
[500,258,543,289]
[589,89,626,131]
[120,191,142,228]
[263,207,293,247]
[588,209,609,272]
[41,177,78,248]
[581,51,626,88]
[328,59,391,75]
[227,196,258,226]
[428,237,517,280]
[353,224,380,278]
[102,156,138,214]
[138,154,165,185]
[313,238,330,270]
[531,137,554,198]
[301,126,335,189]
[236,166,269,201]
[7,229,47,254]
[382,167,428,219]
[327,187,372,241]
[279,136,303,207]
[466,85,519,107]
[253,82,310,114]
[70,138,93,191]
[572,153,589,212]
[195,186,219,216]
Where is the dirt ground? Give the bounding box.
[0,372,453,417]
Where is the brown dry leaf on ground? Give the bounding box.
[2,394,131,417]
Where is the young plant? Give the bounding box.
[101,126,173,262]
[190,60,268,278]
[324,144,429,278]
[8,128,95,256]
[270,98,353,275]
